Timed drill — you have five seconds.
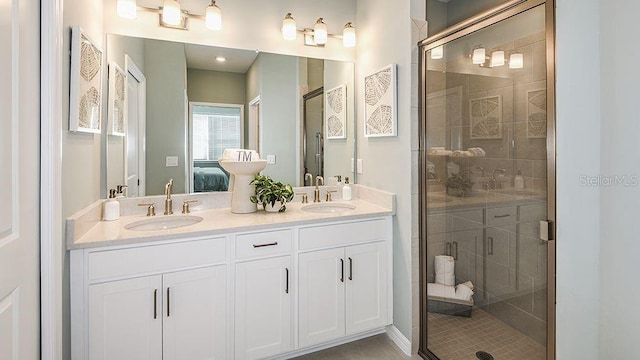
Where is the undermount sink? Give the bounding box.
[427,196,453,203]
[301,203,356,214]
[494,189,538,196]
[125,215,204,231]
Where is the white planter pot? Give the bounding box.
[264,202,284,213]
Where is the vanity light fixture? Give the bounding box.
[431,45,444,60]
[472,47,486,64]
[282,13,297,40]
[313,18,328,45]
[205,1,222,30]
[343,22,356,48]
[162,0,182,26]
[509,53,524,69]
[490,50,505,67]
[117,0,223,31]
[117,0,137,19]
[281,13,356,48]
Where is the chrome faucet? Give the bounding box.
[314,176,324,203]
[490,169,507,190]
[164,179,174,215]
[304,173,313,186]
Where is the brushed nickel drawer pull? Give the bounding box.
[253,242,278,248]
[153,289,158,319]
[445,242,451,256]
[452,242,458,260]
[488,237,494,255]
[494,214,511,218]
[340,259,344,282]
[348,257,353,281]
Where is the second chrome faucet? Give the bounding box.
[164,179,174,215]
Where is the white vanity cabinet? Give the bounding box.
[72,236,228,360]
[71,215,393,360]
[297,219,391,348]
[234,229,293,360]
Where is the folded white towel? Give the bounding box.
[467,147,486,157]
[427,283,457,299]
[451,150,473,157]
[459,281,474,290]
[221,149,261,162]
[455,283,474,301]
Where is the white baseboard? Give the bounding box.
[385,325,412,356]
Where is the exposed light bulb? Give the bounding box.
[117,0,137,19]
[490,50,505,67]
[509,53,524,69]
[472,48,486,65]
[282,13,297,41]
[162,0,181,26]
[205,1,222,31]
[431,45,444,60]
[343,22,356,48]
[314,18,328,45]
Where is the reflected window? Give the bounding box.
[192,104,242,160]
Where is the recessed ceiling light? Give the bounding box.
[215,56,226,62]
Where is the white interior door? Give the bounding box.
[0,0,40,358]
[163,266,227,360]
[248,96,261,154]
[298,248,346,347]
[235,256,292,360]
[88,276,163,360]
[125,55,146,197]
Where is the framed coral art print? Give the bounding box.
[108,62,126,136]
[469,95,502,139]
[364,64,397,137]
[69,26,103,134]
[325,84,346,139]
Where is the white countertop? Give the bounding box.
[68,199,393,250]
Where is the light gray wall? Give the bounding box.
[144,39,187,195]
[356,0,414,340]
[187,69,246,105]
[259,53,299,184]
[597,0,640,358]
[324,60,355,182]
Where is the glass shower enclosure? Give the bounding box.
[418,1,556,359]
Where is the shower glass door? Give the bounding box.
[420,1,554,359]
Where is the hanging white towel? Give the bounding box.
[434,255,455,286]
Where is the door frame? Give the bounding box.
[124,55,146,197]
[417,0,556,358]
[248,95,262,156]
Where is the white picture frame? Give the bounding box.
[526,89,546,138]
[108,62,126,136]
[364,64,397,137]
[469,95,502,139]
[325,84,347,139]
[69,26,103,134]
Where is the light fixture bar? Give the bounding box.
[118,2,223,31]
[281,13,355,48]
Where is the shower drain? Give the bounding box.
[475,351,495,360]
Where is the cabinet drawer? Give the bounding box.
[447,208,484,231]
[486,206,517,226]
[235,229,292,260]
[88,237,226,282]
[299,218,389,251]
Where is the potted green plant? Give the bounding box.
[444,172,473,197]
[250,174,295,212]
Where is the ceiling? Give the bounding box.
[184,43,258,73]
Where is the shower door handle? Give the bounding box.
[539,220,555,243]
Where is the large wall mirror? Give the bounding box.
[104,34,356,197]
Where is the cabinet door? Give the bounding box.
[88,275,162,360]
[345,242,388,334]
[235,256,292,360]
[163,266,227,360]
[298,248,346,347]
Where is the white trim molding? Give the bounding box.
[40,0,64,358]
[386,325,412,356]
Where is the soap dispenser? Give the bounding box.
[115,184,127,198]
[335,175,343,186]
[342,177,352,201]
[103,189,120,221]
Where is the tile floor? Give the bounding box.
[293,334,422,360]
[427,308,546,360]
